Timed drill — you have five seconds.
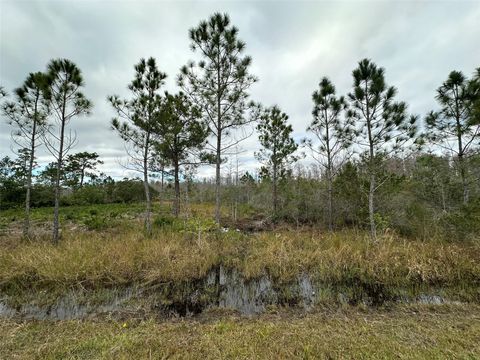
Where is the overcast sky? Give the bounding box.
[1,0,479,180]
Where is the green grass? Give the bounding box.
[0,202,166,226]
[0,202,180,238]
[1,304,479,359]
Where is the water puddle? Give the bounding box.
[0,267,452,320]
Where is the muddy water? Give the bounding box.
[0,288,136,320]
[215,267,315,314]
[0,266,450,320]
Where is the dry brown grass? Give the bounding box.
[241,230,480,287]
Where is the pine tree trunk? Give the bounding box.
[173,160,180,217]
[369,173,377,241]
[460,158,468,204]
[441,182,447,213]
[24,174,32,238]
[53,97,66,245]
[80,168,85,188]
[215,59,222,225]
[161,168,164,191]
[53,176,61,245]
[143,170,151,234]
[143,134,152,235]
[24,112,37,239]
[185,176,190,218]
[327,171,333,232]
[324,106,334,232]
[143,162,151,235]
[365,83,376,242]
[53,151,63,245]
[455,92,469,205]
[273,162,278,217]
[215,130,221,224]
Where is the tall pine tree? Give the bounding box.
[425,69,480,204]
[155,92,210,217]
[256,106,298,217]
[109,57,166,234]
[304,77,353,231]
[178,13,258,224]
[3,72,50,237]
[348,59,417,241]
[44,59,92,244]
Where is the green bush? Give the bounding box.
[112,179,146,203]
[153,214,175,228]
[440,199,480,241]
[83,215,110,231]
[70,186,106,205]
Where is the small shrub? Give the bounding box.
[178,218,218,233]
[83,215,108,230]
[440,200,480,241]
[374,213,390,233]
[153,215,175,228]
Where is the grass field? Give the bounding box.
[1,304,479,359]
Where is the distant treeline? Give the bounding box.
[3,150,479,241]
[0,158,147,208]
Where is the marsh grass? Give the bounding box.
[0,216,479,305]
[0,202,479,305]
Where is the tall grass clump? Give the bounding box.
[241,230,480,288]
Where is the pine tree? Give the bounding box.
[348,59,417,241]
[178,12,258,224]
[425,69,480,204]
[108,57,166,234]
[155,92,210,217]
[256,106,298,217]
[44,59,92,244]
[64,152,103,189]
[304,77,353,231]
[39,162,61,187]
[3,72,49,237]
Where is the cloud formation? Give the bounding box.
[1,0,479,179]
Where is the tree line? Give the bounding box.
[1,13,479,243]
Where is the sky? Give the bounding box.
[1,0,479,181]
